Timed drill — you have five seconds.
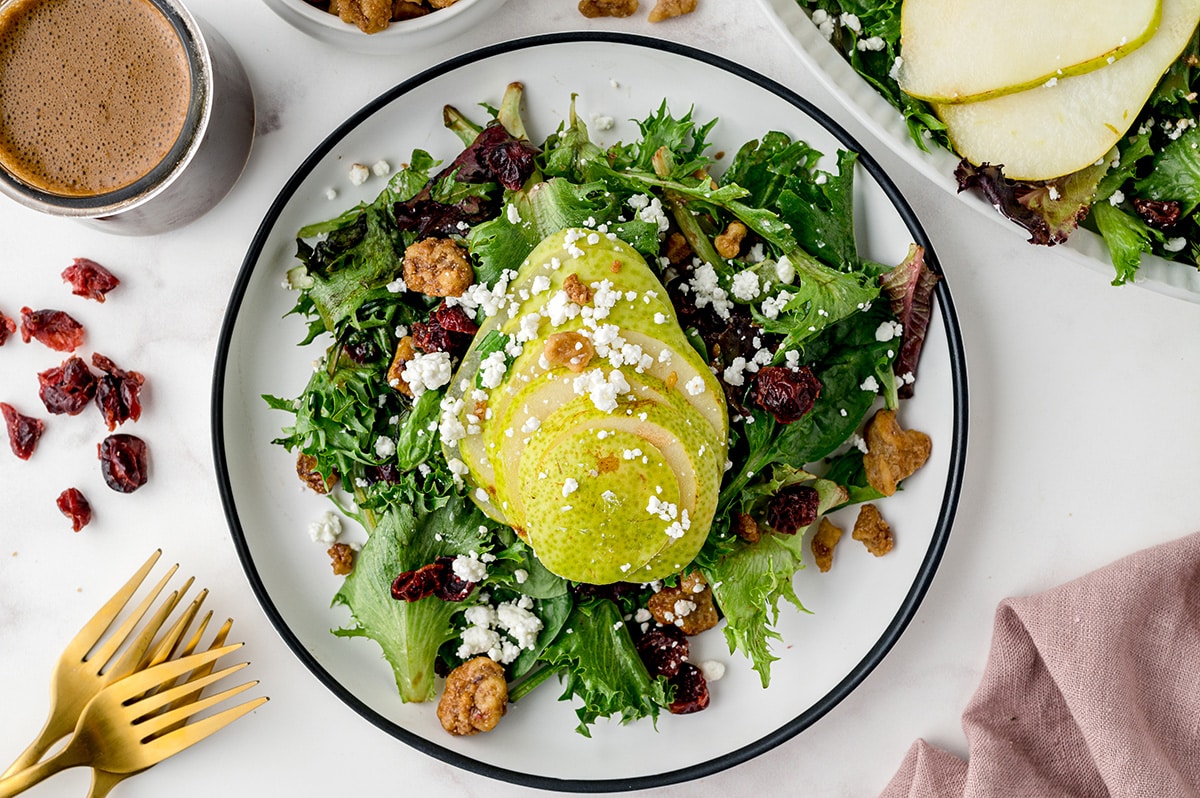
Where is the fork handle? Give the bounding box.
[0,744,85,797]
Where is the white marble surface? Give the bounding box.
[1,1,1198,796]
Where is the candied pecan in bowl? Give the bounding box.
[437,656,508,735]
[402,237,474,297]
[862,408,931,496]
[852,503,894,557]
[56,488,92,532]
[61,258,120,302]
[578,0,638,17]
[2,403,45,460]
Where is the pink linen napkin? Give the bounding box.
[881,531,1200,798]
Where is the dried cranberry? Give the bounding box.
[411,320,455,354]
[430,302,479,336]
[38,357,97,415]
[767,484,821,535]
[20,307,85,352]
[391,557,477,602]
[751,365,822,424]
[365,463,404,484]
[92,353,145,430]
[61,258,120,302]
[636,624,690,678]
[667,662,710,714]
[56,488,92,531]
[341,338,379,364]
[98,433,149,492]
[1132,198,1183,230]
[1,402,44,460]
[0,310,15,346]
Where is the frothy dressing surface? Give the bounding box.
[0,0,191,196]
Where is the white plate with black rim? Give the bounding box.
[757,0,1200,304]
[212,32,968,791]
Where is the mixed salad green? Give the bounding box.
[795,0,1200,285]
[265,83,937,734]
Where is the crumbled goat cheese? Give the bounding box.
[1165,237,1187,252]
[731,270,761,301]
[562,478,579,497]
[401,351,452,397]
[1109,189,1125,206]
[875,320,903,342]
[684,376,706,396]
[723,357,748,387]
[371,160,391,177]
[860,375,880,393]
[348,163,370,185]
[307,511,341,545]
[374,436,396,458]
[688,263,733,320]
[453,552,489,583]
[698,660,726,682]
[591,113,615,131]
[761,289,794,320]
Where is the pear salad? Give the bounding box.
[266,83,938,736]
[795,0,1200,286]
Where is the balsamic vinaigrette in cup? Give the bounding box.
[0,0,192,197]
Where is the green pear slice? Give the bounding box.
[935,0,1200,180]
[518,396,722,583]
[898,0,1161,104]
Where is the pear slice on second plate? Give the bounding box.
[898,0,1161,104]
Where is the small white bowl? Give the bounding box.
[262,0,509,54]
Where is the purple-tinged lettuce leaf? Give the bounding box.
[879,244,938,399]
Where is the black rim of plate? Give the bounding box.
[211,31,968,794]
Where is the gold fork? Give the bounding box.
[0,643,267,797]
[2,549,195,778]
[86,612,235,798]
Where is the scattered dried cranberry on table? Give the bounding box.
[37,356,98,416]
[56,488,92,531]
[92,353,145,430]
[19,307,85,352]
[1,402,45,460]
[98,433,149,493]
[0,310,15,346]
[61,258,120,303]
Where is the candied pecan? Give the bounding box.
[563,272,593,305]
[713,221,747,259]
[751,365,821,423]
[297,452,337,494]
[403,238,474,297]
[0,310,15,346]
[98,433,149,492]
[56,488,92,532]
[20,308,84,352]
[437,656,508,736]
[92,353,145,431]
[578,0,637,16]
[767,484,821,535]
[664,232,692,265]
[391,1,430,20]
[38,357,97,415]
[2,403,44,460]
[328,542,355,576]
[852,504,894,557]
[862,408,931,496]
[667,662,710,714]
[61,258,119,302]
[1132,198,1182,230]
[636,622,689,678]
[646,572,718,635]
[386,335,417,396]
[333,0,391,32]
[811,517,843,573]
[732,512,760,543]
[543,331,594,373]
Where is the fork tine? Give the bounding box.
[133,676,258,739]
[129,662,250,722]
[63,550,162,661]
[86,564,180,672]
[109,643,243,699]
[141,589,208,670]
[139,695,268,763]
